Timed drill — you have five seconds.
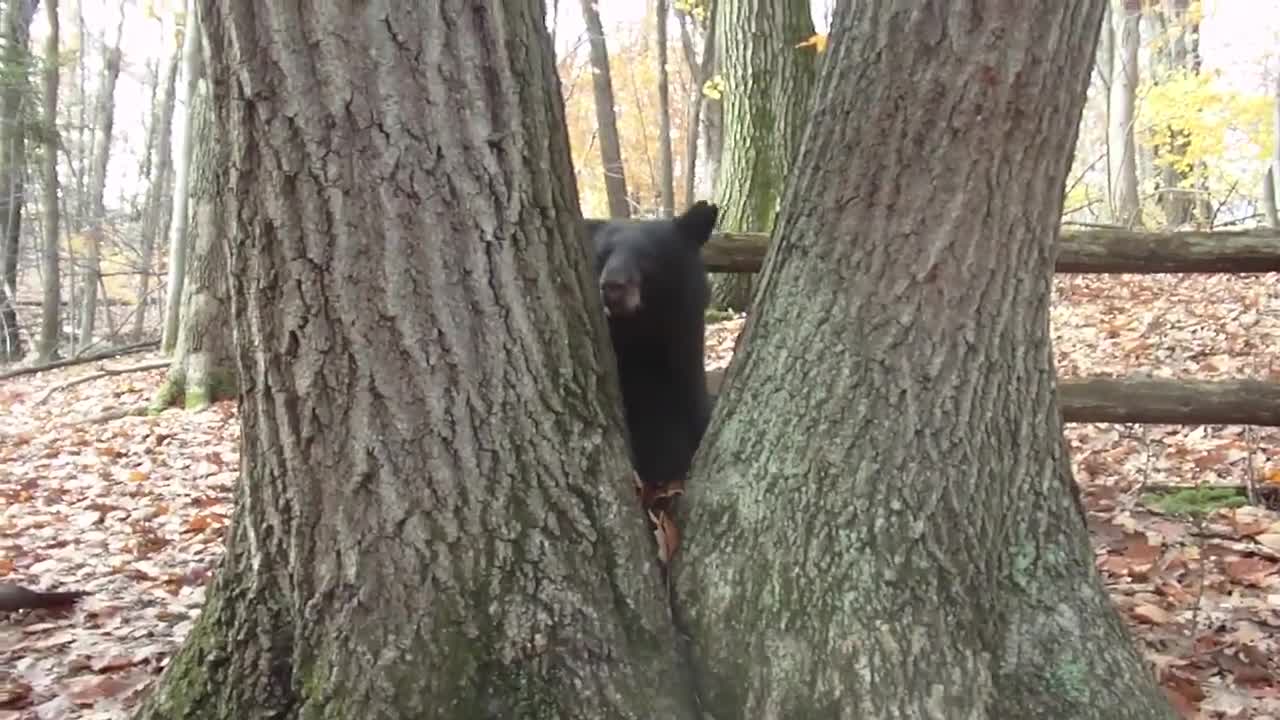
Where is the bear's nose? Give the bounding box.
[601,280,629,305]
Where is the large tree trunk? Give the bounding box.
[1108,0,1142,227]
[655,0,674,217]
[0,0,36,361]
[708,0,816,312]
[131,1,693,718]
[150,86,235,411]
[76,11,125,352]
[161,0,202,353]
[133,28,182,341]
[36,0,60,362]
[580,0,631,218]
[673,1,1177,716]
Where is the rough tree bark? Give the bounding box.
[0,0,36,361]
[708,0,816,312]
[161,0,202,354]
[1108,0,1142,227]
[673,1,1178,717]
[36,0,59,362]
[149,86,235,411]
[76,10,125,352]
[131,1,694,718]
[133,28,182,341]
[655,0,674,217]
[580,0,631,218]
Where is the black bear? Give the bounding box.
[584,201,719,488]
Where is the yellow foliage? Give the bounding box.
[1139,69,1273,180]
[672,0,709,25]
[559,16,702,218]
[702,74,724,100]
[795,33,829,54]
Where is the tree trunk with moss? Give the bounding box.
[130,1,695,718]
[673,1,1178,716]
[707,0,815,312]
[149,86,235,412]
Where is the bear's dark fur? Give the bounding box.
[585,202,720,487]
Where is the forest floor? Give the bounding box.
[2,272,1280,719]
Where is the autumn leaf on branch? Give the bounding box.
[795,33,828,53]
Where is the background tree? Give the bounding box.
[675,0,715,208]
[132,22,182,342]
[132,0,692,717]
[706,0,815,312]
[0,0,37,361]
[580,0,631,217]
[75,7,124,352]
[37,0,60,362]
[1145,0,1202,227]
[1268,68,1280,227]
[1109,0,1143,227]
[160,0,200,354]
[673,0,1176,715]
[149,80,234,411]
[655,0,674,217]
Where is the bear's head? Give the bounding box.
[586,201,719,319]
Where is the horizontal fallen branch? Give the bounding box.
[1057,377,1280,426]
[0,340,160,381]
[706,370,1280,427]
[608,224,1280,274]
[35,360,171,405]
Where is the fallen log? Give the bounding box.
[34,359,171,404]
[705,370,1280,427]
[637,225,1280,274]
[0,340,160,381]
[1055,377,1280,426]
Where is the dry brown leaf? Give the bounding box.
[1132,603,1173,625]
[1224,557,1279,587]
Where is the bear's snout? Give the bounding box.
[600,276,642,317]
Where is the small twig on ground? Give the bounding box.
[66,404,151,426]
[35,360,170,405]
[0,340,160,381]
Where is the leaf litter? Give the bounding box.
[1,271,1278,718]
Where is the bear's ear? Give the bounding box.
[674,201,719,247]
